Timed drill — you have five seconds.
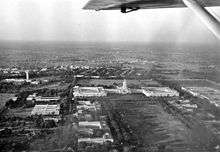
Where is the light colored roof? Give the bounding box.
[73,86,106,97]
[31,104,60,115]
[78,138,113,143]
[78,101,92,105]
[79,121,102,129]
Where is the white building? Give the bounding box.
[142,87,179,97]
[105,79,131,94]
[77,105,97,111]
[31,104,60,116]
[25,70,30,82]
[79,121,102,129]
[4,79,26,83]
[118,79,131,94]
[73,86,106,97]
[77,101,93,105]
[78,138,113,144]
[27,93,60,102]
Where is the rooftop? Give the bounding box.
[142,87,179,97]
[73,86,106,97]
[31,104,60,116]
[78,138,113,144]
[79,121,102,129]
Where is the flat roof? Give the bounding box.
[79,121,102,129]
[78,138,113,143]
[73,86,106,97]
[31,104,60,116]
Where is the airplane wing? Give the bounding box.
[83,0,220,11]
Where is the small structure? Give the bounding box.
[25,70,30,82]
[26,93,37,101]
[25,70,29,80]
[105,79,131,94]
[118,79,131,94]
[11,96,18,101]
[181,103,198,109]
[122,79,128,90]
[73,86,106,97]
[31,104,60,116]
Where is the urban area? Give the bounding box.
[1,58,220,152]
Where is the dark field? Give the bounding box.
[102,93,220,152]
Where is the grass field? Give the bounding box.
[102,93,219,152]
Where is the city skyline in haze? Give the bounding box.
[0,0,220,44]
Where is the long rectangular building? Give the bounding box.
[31,104,60,116]
[142,87,179,97]
[73,86,106,97]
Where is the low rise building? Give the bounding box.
[142,87,179,97]
[78,137,113,144]
[27,94,60,103]
[78,101,93,105]
[3,79,26,83]
[77,105,97,111]
[105,79,131,94]
[79,121,102,129]
[73,86,106,97]
[31,104,60,116]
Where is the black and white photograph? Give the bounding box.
[1,0,220,151]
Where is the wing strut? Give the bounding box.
[182,0,220,39]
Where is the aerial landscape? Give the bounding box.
[1,0,220,151]
[1,41,220,152]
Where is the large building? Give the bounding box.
[79,121,102,129]
[73,86,106,97]
[142,87,179,97]
[31,104,60,116]
[27,93,60,103]
[78,138,113,144]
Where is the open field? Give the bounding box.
[165,79,220,90]
[187,87,220,106]
[102,93,220,152]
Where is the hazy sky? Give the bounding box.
[0,0,220,44]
